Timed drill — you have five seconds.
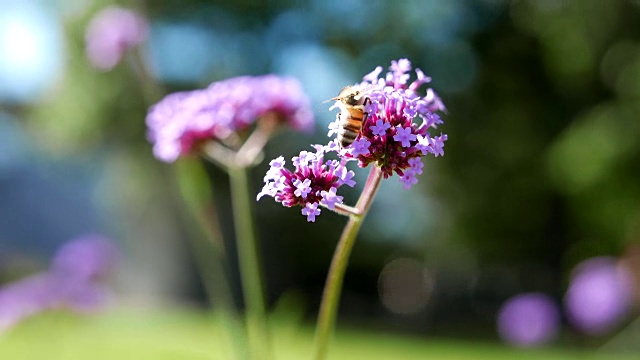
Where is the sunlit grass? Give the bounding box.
[0,309,634,360]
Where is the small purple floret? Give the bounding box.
[301,203,321,222]
[371,119,391,137]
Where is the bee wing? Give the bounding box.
[359,84,378,96]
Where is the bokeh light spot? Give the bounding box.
[0,2,63,102]
[497,292,560,347]
[564,257,635,335]
[378,258,435,315]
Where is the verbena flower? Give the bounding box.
[258,59,447,221]
[257,144,355,222]
[146,75,314,162]
[328,58,447,189]
[0,235,118,331]
[85,6,148,70]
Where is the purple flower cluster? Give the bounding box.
[146,75,314,162]
[329,59,447,189]
[85,6,148,70]
[257,144,356,222]
[0,235,118,331]
[258,59,448,221]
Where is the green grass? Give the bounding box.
[0,309,634,360]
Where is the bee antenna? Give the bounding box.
[322,96,340,103]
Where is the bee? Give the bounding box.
[328,85,372,148]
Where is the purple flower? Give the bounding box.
[422,112,443,129]
[85,6,148,71]
[302,203,321,222]
[257,145,354,222]
[0,235,119,332]
[350,138,371,157]
[409,68,431,92]
[293,178,312,198]
[363,66,383,84]
[399,171,418,190]
[320,187,343,210]
[389,59,412,86]
[564,257,635,335]
[146,75,314,162]
[393,126,417,147]
[430,134,447,157]
[258,59,448,220]
[370,119,391,137]
[328,59,447,188]
[408,157,424,175]
[497,293,560,347]
[50,234,119,282]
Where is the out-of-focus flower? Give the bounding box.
[564,257,635,335]
[497,292,560,347]
[50,234,119,282]
[146,75,314,163]
[0,235,119,332]
[257,145,354,222]
[327,59,447,189]
[85,6,148,70]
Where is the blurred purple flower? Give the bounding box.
[564,257,635,335]
[146,75,314,162]
[497,292,560,347]
[0,235,119,332]
[328,58,447,189]
[85,6,148,70]
[50,234,119,281]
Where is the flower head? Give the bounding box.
[328,59,447,189]
[257,144,355,222]
[85,6,148,70]
[146,75,314,162]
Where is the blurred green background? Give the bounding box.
[0,0,639,358]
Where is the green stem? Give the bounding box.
[228,166,272,360]
[128,47,164,105]
[312,166,383,360]
[172,161,248,360]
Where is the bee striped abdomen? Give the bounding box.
[337,112,365,147]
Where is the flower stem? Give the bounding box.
[172,160,248,360]
[228,166,272,360]
[312,166,383,360]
